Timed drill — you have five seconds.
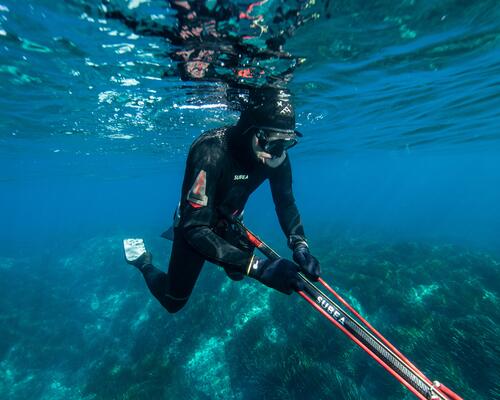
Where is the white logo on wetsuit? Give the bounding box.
[280,105,292,115]
[234,174,249,181]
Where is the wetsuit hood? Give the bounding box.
[229,87,300,168]
[239,87,302,136]
[227,124,256,169]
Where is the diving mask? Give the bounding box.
[255,127,298,157]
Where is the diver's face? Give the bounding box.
[252,134,286,168]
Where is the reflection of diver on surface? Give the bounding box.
[102,0,312,86]
[124,88,320,313]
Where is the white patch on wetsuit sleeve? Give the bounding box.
[187,169,208,207]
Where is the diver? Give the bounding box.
[125,88,321,313]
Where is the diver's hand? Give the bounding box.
[127,251,153,269]
[293,244,321,281]
[247,257,303,295]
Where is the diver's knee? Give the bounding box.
[163,296,189,314]
[165,301,186,314]
[223,266,245,281]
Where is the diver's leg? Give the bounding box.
[141,229,204,313]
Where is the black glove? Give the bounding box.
[247,257,303,295]
[127,251,153,271]
[293,243,321,281]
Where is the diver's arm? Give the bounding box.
[269,155,321,280]
[178,141,253,271]
[269,155,307,249]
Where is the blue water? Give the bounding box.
[1,1,499,399]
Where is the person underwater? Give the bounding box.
[125,87,321,313]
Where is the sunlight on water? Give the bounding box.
[0,0,498,161]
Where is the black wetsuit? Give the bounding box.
[141,125,306,312]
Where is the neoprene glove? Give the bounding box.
[247,257,303,295]
[293,244,321,281]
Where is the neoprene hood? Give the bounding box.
[238,88,302,137]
